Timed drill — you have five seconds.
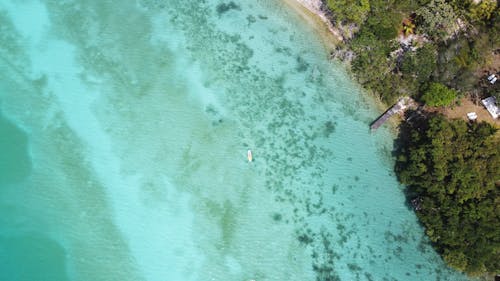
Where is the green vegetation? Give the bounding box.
[325,0,370,27]
[421,83,457,106]
[325,0,500,103]
[416,0,458,41]
[395,115,500,275]
[323,0,500,275]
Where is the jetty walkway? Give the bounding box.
[370,98,410,131]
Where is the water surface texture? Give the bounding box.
[0,1,470,281]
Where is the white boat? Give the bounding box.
[247,150,253,162]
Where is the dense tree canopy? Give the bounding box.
[324,0,500,275]
[416,0,458,40]
[325,0,500,103]
[325,0,370,26]
[420,82,457,106]
[468,0,498,23]
[395,115,500,275]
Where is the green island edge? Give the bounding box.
[288,0,499,278]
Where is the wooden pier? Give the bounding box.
[370,99,407,131]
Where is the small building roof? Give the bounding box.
[487,74,497,84]
[481,96,499,119]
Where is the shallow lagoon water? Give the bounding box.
[0,1,471,280]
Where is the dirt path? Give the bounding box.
[444,98,500,127]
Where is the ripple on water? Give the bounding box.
[0,0,472,280]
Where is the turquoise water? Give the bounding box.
[0,1,470,280]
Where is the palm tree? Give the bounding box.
[402,18,416,36]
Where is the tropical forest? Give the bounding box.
[322,0,500,277]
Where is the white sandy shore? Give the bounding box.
[287,0,399,116]
[287,0,343,41]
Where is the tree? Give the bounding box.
[395,115,500,275]
[401,43,437,85]
[365,10,402,40]
[421,82,457,106]
[325,0,370,26]
[414,44,438,83]
[416,0,459,40]
[468,0,497,24]
[402,18,416,36]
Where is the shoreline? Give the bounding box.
[288,0,499,130]
[284,0,343,42]
[282,2,499,278]
[283,0,395,119]
[281,0,341,49]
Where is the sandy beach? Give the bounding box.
[284,0,393,116]
[284,0,344,42]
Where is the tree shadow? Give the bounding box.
[391,108,438,212]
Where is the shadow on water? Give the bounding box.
[0,110,32,185]
[0,234,70,281]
